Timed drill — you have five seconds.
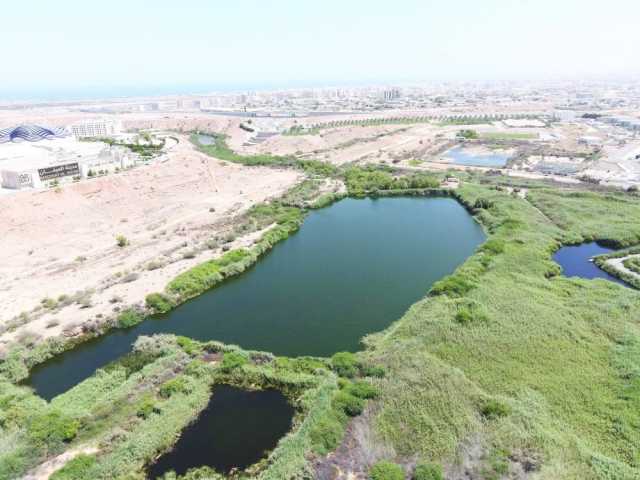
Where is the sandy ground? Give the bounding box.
[0,135,301,348]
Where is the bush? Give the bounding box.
[344,381,379,399]
[50,454,97,480]
[481,399,511,419]
[177,336,202,355]
[28,411,80,448]
[308,415,344,454]
[480,238,505,255]
[369,461,404,480]
[115,235,129,247]
[430,275,475,297]
[413,462,443,480]
[136,396,159,419]
[121,272,139,283]
[159,377,190,398]
[361,364,386,378]
[145,292,174,314]
[454,304,488,325]
[116,308,143,328]
[454,307,473,325]
[219,351,248,372]
[331,352,360,378]
[332,391,365,417]
[458,129,479,139]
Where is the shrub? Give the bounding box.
[308,415,344,454]
[331,352,360,378]
[159,377,190,398]
[220,351,248,372]
[121,272,139,283]
[28,411,80,448]
[473,198,494,210]
[332,391,365,417]
[176,336,202,355]
[481,399,511,419]
[361,364,386,378]
[455,307,473,325]
[145,292,174,314]
[117,309,144,328]
[430,275,475,297]
[344,381,379,399]
[146,260,163,271]
[413,463,443,480]
[458,129,479,139]
[136,396,159,419]
[369,461,404,480]
[115,235,129,247]
[50,454,97,480]
[480,238,505,255]
[454,304,488,325]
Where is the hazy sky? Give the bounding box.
[2,0,639,97]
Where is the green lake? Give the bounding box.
[28,197,485,400]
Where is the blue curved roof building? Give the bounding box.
[0,124,69,143]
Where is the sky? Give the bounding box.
[2,0,639,100]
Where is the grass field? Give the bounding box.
[362,184,640,479]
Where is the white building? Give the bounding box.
[0,136,131,190]
[70,119,121,139]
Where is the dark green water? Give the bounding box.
[28,197,485,400]
[147,385,294,478]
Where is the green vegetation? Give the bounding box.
[0,335,371,480]
[344,166,440,196]
[115,235,128,247]
[438,118,491,126]
[481,132,537,141]
[116,308,143,328]
[413,462,443,480]
[310,116,434,130]
[283,125,320,136]
[85,136,165,158]
[191,133,338,176]
[592,246,640,289]
[362,182,640,479]
[50,454,97,480]
[145,292,175,314]
[623,256,640,275]
[457,129,479,139]
[369,461,404,480]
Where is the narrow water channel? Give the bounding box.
[553,242,627,286]
[28,197,486,400]
[147,385,294,478]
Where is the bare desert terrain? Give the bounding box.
[0,134,300,348]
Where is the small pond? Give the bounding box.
[196,134,216,145]
[445,146,510,168]
[147,385,294,478]
[553,242,627,286]
[28,197,486,400]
